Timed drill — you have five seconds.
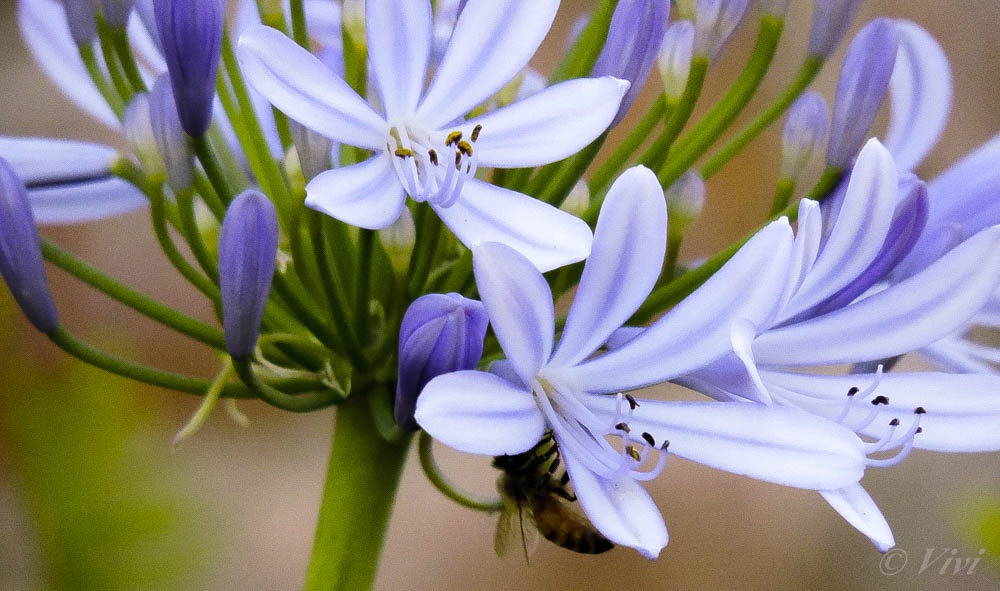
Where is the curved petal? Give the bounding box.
[560,446,668,559]
[820,485,895,552]
[675,319,773,404]
[237,25,386,149]
[0,137,117,185]
[781,140,897,321]
[415,370,544,456]
[756,226,1000,365]
[305,155,406,229]
[764,370,1000,452]
[18,0,120,129]
[583,395,867,490]
[461,77,630,168]
[435,179,593,272]
[884,21,951,172]
[28,178,148,225]
[472,242,553,383]
[550,167,666,368]
[560,219,793,392]
[417,0,560,125]
[366,0,430,119]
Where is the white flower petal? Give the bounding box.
[820,485,895,552]
[435,179,593,272]
[550,167,665,368]
[583,396,867,490]
[28,178,148,225]
[18,0,120,129]
[0,137,117,185]
[366,0,431,119]
[415,370,545,456]
[884,21,951,172]
[561,219,792,392]
[764,370,1000,452]
[472,242,554,382]
[237,25,386,149]
[781,140,897,320]
[417,0,561,126]
[305,156,406,229]
[462,77,630,168]
[756,225,1000,365]
[560,446,668,559]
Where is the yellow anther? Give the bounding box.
[470,124,482,142]
[428,149,439,166]
[457,140,473,157]
[394,147,415,158]
[445,131,463,146]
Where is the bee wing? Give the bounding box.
[494,506,540,559]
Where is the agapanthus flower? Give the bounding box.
[237,0,632,271]
[676,140,1000,550]
[416,167,869,558]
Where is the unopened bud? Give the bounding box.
[809,0,863,58]
[665,170,706,241]
[560,180,591,218]
[781,91,829,181]
[149,76,194,191]
[99,0,134,28]
[219,190,279,360]
[658,21,695,102]
[693,0,750,61]
[378,206,416,274]
[395,293,488,430]
[123,92,166,182]
[289,120,334,182]
[0,158,60,334]
[759,0,791,18]
[60,0,99,45]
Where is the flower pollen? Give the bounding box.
[386,122,481,208]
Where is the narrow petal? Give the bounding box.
[366,0,431,119]
[0,137,118,185]
[764,370,1000,452]
[560,447,668,559]
[756,226,1000,365]
[305,156,406,229]
[675,319,773,404]
[417,0,560,125]
[435,179,593,272]
[28,178,148,225]
[237,25,386,149]
[462,77,630,168]
[820,485,895,552]
[472,242,554,382]
[415,370,545,456]
[583,395,867,490]
[18,0,120,129]
[550,167,665,368]
[561,219,792,392]
[883,21,951,172]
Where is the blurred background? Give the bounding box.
[1,1,998,589]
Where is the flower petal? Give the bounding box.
[820,485,895,552]
[883,21,951,172]
[472,242,553,382]
[550,166,665,368]
[435,179,593,272]
[560,445,668,559]
[583,395,867,490]
[366,0,431,119]
[417,0,560,125]
[756,225,1000,365]
[18,0,120,129]
[28,177,148,225]
[237,25,386,149]
[561,219,792,392]
[0,137,117,185]
[461,77,630,168]
[415,370,544,456]
[305,155,406,229]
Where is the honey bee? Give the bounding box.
[492,434,613,559]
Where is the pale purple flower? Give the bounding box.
[416,167,868,557]
[808,0,862,58]
[237,0,631,271]
[692,0,750,61]
[780,91,829,181]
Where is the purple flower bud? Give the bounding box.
[395,293,488,430]
[759,0,791,18]
[693,0,750,61]
[0,158,59,334]
[658,20,695,101]
[827,19,899,169]
[154,0,224,137]
[60,0,99,45]
[100,0,134,28]
[591,0,669,126]
[781,91,829,180]
[149,76,194,190]
[219,190,279,360]
[808,0,863,58]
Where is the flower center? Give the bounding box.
[385,122,481,207]
[833,368,925,468]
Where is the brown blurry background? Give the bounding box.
[1,2,999,590]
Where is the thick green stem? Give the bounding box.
[304,394,412,591]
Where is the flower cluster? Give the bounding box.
[2,0,999,581]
